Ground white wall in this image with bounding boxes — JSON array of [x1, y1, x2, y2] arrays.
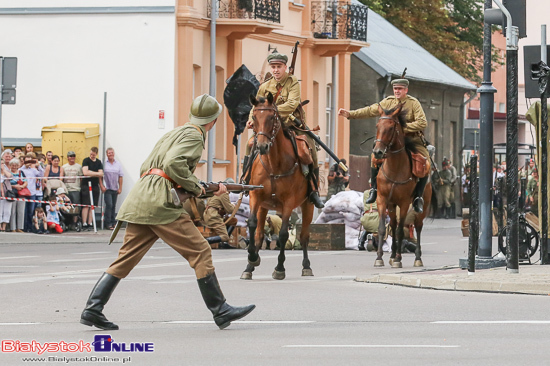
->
[[0, 1, 176, 210]]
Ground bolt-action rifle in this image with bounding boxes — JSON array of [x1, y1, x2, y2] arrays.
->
[[170, 182, 263, 206]]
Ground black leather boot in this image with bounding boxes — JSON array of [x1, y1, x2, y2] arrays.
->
[[309, 168, 325, 209], [444, 207, 450, 219], [412, 176, 429, 213], [366, 166, 379, 204], [358, 230, 368, 250], [206, 236, 222, 244], [197, 272, 255, 329], [80, 272, 120, 330]]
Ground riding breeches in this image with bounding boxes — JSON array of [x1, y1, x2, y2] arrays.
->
[[106, 214, 215, 279]]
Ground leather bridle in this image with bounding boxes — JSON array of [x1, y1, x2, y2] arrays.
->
[[373, 116, 405, 158]]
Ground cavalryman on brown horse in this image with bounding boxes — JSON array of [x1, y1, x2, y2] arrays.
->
[[338, 78, 430, 214], [243, 52, 324, 209]]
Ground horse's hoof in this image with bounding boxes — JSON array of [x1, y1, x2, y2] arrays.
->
[[414, 260, 424, 267], [391, 261, 403, 268], [374, 259, 384, 267], [389, 258, 394, 265], [248, 256, 261, 267], [272, 270, 286, 280], [240, 272, 252, 280], [302, 268, 314, 277]]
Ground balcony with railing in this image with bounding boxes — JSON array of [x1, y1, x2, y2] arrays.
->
[[208, 0, 280, 23], [310, 1, 369, 56], [206, 0, 283, 38]]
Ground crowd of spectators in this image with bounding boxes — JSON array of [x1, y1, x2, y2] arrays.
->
[[0, 143, 124, 234]]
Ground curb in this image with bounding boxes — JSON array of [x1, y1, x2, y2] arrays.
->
[[355, 271, 550, 296]]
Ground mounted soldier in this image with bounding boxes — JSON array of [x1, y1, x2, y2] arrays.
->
[[338, 77, 430, 214], [243, 51, 324, 209]]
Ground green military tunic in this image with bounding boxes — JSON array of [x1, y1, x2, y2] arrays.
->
[[348, 95, 429, 159], [247, 73, 317, 165], [437, 168, 453, 208], [204, 193, 235, 242], [117, 123, 205, 225]]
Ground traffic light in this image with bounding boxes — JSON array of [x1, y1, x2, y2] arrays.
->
[[484, 0, 526, 39], [524, 46, 550, 98]]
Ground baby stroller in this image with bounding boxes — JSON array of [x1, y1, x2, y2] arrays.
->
[[52, 187, 83, 232]]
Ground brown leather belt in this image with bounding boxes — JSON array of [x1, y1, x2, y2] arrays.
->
[[141, 168, 177, 186]]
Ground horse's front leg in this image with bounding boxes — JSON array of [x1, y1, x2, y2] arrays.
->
[[388, 210, 398, 265], [391, 209, 406, 268], [241, 207, 264, 280], [374, 203, 387, 267], [300, 202, 315, 276], [273, 211, 292, 280], [414, 223, 424, 267]]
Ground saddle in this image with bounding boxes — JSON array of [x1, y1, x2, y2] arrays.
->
[[411, 152, 430, 178]]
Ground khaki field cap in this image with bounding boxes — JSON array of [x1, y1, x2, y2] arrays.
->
[[189, 94, 223, 125], [267, 52, 288, 65], [391, 78, 409, 87]]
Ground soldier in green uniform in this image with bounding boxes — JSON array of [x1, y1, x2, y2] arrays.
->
[[80, 94, 255, 331], [338, 78, 430, 213], [244, 52, 324, 209], [438, 160, 453, 219], [204, 178, 236, 249], [527, 168, 539, 216], [326, 158, 349, 201]]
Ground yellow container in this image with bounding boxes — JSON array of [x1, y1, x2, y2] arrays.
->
[[41, 123, 100, 165]]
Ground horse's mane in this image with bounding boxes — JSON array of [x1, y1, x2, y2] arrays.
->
[[381, 105, 408, 128], [256, 96, 293, 139]]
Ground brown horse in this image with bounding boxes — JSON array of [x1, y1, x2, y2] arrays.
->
[[240, 92, 315, 280], [372, 104, 435, 268]]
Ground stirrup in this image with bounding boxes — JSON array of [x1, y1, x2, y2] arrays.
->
[[413, 197, 424, 213], [365, 189, 377, 204]]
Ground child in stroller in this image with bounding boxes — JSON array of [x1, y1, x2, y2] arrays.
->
[[54, 187, 83, 232]]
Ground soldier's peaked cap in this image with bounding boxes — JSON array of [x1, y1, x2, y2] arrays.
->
[[189, 94, 223, 125], [267, 52, 288, 64], [391, 78, 409, 87]]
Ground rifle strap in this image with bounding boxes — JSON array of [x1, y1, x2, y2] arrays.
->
[[224, 192, 243, 225], [189, 197, 201, 222], [273, 85, 284, 104]]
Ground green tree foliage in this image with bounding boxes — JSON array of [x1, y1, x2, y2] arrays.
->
[[359, 0, 502, 84]]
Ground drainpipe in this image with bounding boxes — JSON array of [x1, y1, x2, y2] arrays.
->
[[207, 0, 217, 181]]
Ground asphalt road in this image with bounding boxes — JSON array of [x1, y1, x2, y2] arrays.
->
[[1, 219, 549, 366]]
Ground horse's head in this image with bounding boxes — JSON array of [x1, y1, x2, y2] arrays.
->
[[373, 103, 406, 160], [250, 92, 281, 155]]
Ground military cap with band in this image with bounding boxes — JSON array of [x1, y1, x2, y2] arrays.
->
[[189, 94, 223, 126], [391, 78, 409, 87], [267, 52, 288, 65]]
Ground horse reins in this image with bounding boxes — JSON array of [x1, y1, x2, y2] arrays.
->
[[373, 116, 405, 157], [376, 115, 413, 202], [252, 104, 299, 204]]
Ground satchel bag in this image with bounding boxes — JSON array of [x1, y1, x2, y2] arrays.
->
[[16, 179, 32, 197]]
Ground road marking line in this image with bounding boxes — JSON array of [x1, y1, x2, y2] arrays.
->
[[433, 320, 550, 324], [73, 251, 110, 255], [283, 345, 459, 348], [0, 323, 42, 325], [164, 320, 315, 324], [0, 256, 40, 260]]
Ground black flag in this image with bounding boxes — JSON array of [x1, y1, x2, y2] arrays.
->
[[224, 64, 260, 150]]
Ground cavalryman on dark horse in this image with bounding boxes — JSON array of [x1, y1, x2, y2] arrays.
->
[[338, 78, 430, 213], [243, 52, 325, 209]]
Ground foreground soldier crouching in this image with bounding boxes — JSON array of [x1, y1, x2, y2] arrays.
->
[[80, 94, 255, 330]]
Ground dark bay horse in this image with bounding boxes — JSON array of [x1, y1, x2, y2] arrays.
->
[[372, 104, 435, 268], [240, 92, 314, 280]]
